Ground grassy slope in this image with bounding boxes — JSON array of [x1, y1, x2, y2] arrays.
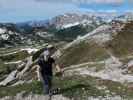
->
[[0, 51, 30, 62], [0, 49, 31, 81], [106, 21, 133, 57], [0, 62, 17, 81], [55, 25, 90, 41], [58, 41, 109, 67], [0, 76, 133, 99]]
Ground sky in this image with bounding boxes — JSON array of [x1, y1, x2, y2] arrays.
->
[[0, 0, 133, 22]]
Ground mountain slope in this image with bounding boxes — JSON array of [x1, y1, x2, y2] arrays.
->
[[1, 14, 133, 100], [58, 41, 109, 67], [106, 21, 133, 57]]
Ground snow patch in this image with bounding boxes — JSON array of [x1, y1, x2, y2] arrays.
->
[[1, 34, 9, 40], [0, 28, 6, 34], [61, 22, 79, 29], [21, 48, 38, 54], [8, 31, 15, 35]]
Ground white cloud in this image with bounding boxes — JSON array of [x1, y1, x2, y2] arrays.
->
[[36, 0, 124, 5], [94, 0, 123, 4], [98, 9, 117, 13], [128, 0, 133, 4], [125, 10, 133, 13]]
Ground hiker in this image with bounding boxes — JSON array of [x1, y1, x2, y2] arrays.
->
[[38, 45, 62, 96]]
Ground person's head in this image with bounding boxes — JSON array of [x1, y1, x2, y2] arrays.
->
[[47, 44, 55, 54], [47, 44, 54, 49], [43, 50, 50, 61]]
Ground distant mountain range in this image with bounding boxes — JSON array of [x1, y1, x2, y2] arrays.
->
[[17, 12, 117, 29], [0, 12, 133, 47]]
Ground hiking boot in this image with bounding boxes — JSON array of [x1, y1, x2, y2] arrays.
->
[[52, 88, 61, 95]]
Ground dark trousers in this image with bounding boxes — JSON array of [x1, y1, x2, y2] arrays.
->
[[42, 75, 52, 94]]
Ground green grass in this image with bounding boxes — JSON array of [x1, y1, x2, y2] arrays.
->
[[0, 48, 19, 55], [106, 21, 133, 57], [0, 75, 133, 99], [0, 60, 17, 81], [55, 25, 89, 41], [53, 76, 133, 99], [0, 50, 30, 62], [0, 76, 106, 99], [58, 41, 109, 67], [53, 76, 106, 99], [97, 79, 133, 99], [0, 49, 31, 81], [120, 56, 133, 65], [93, 64, 105, 72], [0, 81, 43, 98]]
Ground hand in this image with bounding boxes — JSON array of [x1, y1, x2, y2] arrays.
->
[[55, 70, 63, 77]]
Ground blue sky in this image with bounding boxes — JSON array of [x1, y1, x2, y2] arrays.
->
[[0, 0, 133, 22]]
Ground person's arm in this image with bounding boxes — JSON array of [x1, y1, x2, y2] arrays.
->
[[53, 62, 62, 72], [56, 64, 62, 72], [53, 62, 64, 77]]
